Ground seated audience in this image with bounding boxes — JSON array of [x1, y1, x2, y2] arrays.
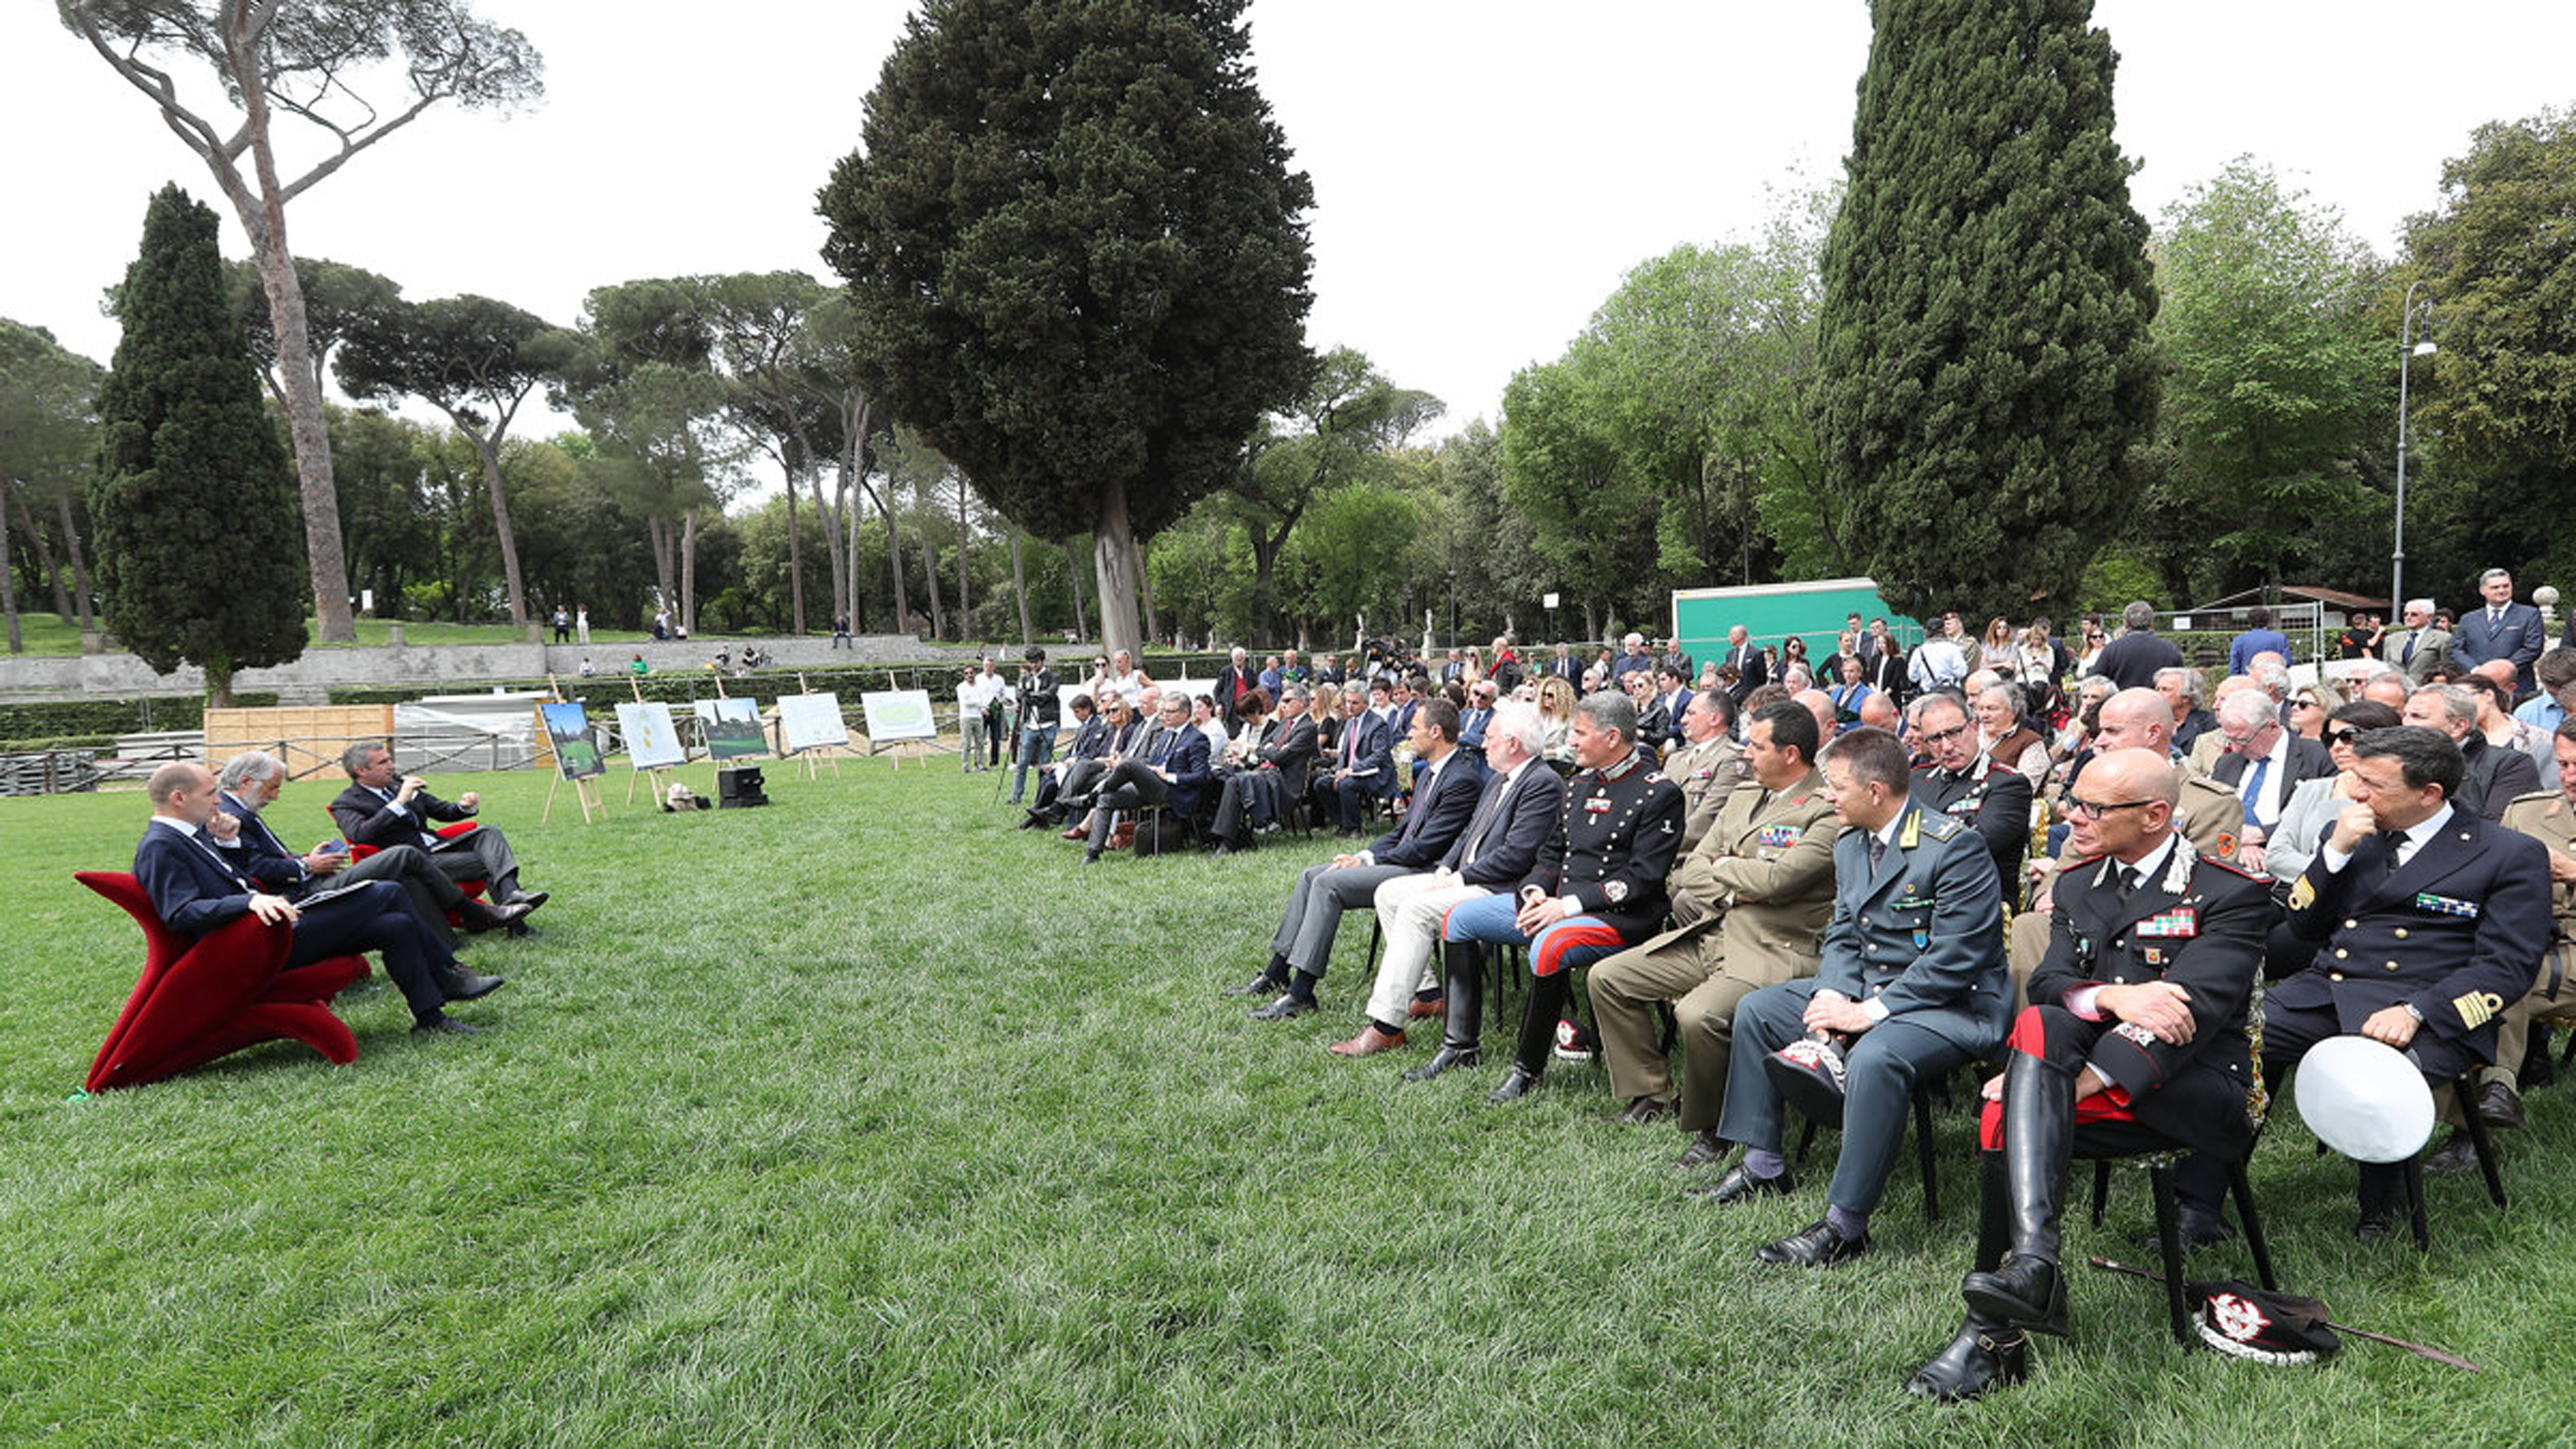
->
[[328, 741, 549, 930]]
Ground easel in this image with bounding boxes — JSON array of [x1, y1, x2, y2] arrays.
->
[[786, 673, 847, 782], [539, 675, 606, 824], [624, 673, 679, 808]]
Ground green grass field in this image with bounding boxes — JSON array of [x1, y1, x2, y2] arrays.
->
[[2, 762, 2565, 1446]]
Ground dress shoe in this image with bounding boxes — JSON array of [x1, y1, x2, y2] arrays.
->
[[1676, 1129, 1729, 1170], [1406, 995, 1447, 1020], [2354, 1204, 2403, 1244], [1327, 1025, 1406, 1057], [1486, 1067, 1542, 1104], [411, 1013, 484, 1036], [1402, 1045, 1480, 1082], [1903, 1314, 2029, 1402], [2478, 1080, 2528, 1130], [2169, 1204, 2236, 1249], [1061, 825, 1088, 841], [506, 921, 542, 939], [1080, 850, 1103, 865], [1018, 812, 1047, 831], [1755, 1219, 1868, 1268], [1250, 994, 1315, 1021], [471, 899, 534, 933], [1687, 1161, 1795, 1204], [436, 970, 507, 1002], [1611, 1096, 1678, 1126], [1225, 972, 1286, 998], [509, 890, 549, 911], [1212, 845, 1235, 859], [2425, 1129, 2483, 1175], [1960, 1253, 2071, 1337]]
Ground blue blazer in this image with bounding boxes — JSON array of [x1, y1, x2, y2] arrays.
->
[[1814, 800, 2011, 1058], [1365, 749, 1484, 869], [216, 792, 315, 895], [1325, 710, 1393, 794], [1440, 761, 1569, 888], [133, 822, 262, 938], [1137, 722, 1213, 819], [2452, 602, 2547, 695]]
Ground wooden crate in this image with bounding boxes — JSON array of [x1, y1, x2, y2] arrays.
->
[[204, 705, 398, 782]]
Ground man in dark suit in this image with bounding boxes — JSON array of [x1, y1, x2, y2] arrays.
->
[[1080, 693, 1212, 863], [2207, 688, 2335, 851], [2178, 725, 2551, 1240], [1207, 687, 1317, 850], [1610, 633, 1656, 690], [1694, 725, 2010, 1268], [135, 762, 502, 1036], [328, 740, 548, 923], [1236, 700, 1484, 1019], [1352, 704, 1569, 1064], [2405, 684, 2541, 819], [2450, 568, 2548, 698], [1434, 691, 1687, 1102], [1722, 625, 1769, 706], [1909, 691, 2034, 890], [2086, 601, 2183, 691], [1313, 687, 1393, 835], [216, 751, 528, 949], [1022, 694, 1108, 827], [1657, 667, 1695, 753], [1906, 748, 2273, 1402]]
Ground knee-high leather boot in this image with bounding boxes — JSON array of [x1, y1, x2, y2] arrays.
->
[[1905, 1151, 2029, 1401], [1960, 1051, 2075, 1337], [1404, 942, 1485, 1081], [1488, 968, 1568, 1103]]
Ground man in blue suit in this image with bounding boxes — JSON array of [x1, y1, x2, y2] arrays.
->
[[1312, 687, 1394, 836], [1080, 693, 1212, 863], [133, 762, 503, 1036], [1239, 700, 1484, 1020], [1694, 725, 2011, 1267], [2450, 568, 2549, 698]]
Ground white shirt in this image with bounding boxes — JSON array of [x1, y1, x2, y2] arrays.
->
[[2319, 803, 2454, 875], [2238, 729, 2293, 828]]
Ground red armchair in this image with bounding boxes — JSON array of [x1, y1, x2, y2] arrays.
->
[[77, 871, 371, 1092]]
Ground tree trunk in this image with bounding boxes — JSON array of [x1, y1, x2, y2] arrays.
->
[[818, 468, 846, 626], [955, 476, 971, 637], [464, 428, 530, 628], [0, 482, 19, 653], [647, 514, 676, 617], [1066, 538, 1090, 642], [784, 461, 807, 635], [1136, 536, 1160, 646], [1092, 480, 1142, 660], [55, 488, 94, 633], [681, 508, 700, 635], [1009, 524, 1034, 646], [204, 650, 234, 708], [919, 487, 947, 640], [11, 486, 71, 622]]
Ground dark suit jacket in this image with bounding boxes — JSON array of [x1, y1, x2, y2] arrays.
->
[[328, 781, 472, 850], [2452, 602, 2547, 695], [1813, 800, 2011, 1057], [133, 821, 262, 938], [2274, 809, 2551, 1059], [1724, 643, 1769, 703], [2209, 734, 2338, 815], [2028, 847, 2273, 1156], [1255, 715, 1320, 796], [1323, 709, 1393, 793], [1213, 664, 1259, 707], [1441, 760, 1570, 888], [1063, 713, 1113, 762], [2458, 733, 2543, 821], [1364, 749, 1484, 869], [217, 792, 318, 896], [1913, 758, 2033, 890], [1134, 723, 1213, 818]]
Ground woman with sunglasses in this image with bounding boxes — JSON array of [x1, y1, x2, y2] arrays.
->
[[2284, 679, 2343, 741]]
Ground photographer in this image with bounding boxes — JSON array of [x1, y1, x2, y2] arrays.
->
[[1009, 646, 1061, 807]]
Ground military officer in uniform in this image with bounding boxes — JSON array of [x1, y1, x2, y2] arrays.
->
[[2011, 687, 2248, 1001], [1910, 691, 2033, 887], [1436, 691, 1685, 1103], [1905, 749, 2273, 1402], [1588, 700, 1838, 1162], [2470, 717, 2576, 1151], [1694, 726, 2011, 1268], [2175, 725, 2552, 1240], [1663, 690, 1744, 851]]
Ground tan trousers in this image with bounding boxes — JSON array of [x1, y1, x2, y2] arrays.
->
[[1587, 936, 1773, 1132]]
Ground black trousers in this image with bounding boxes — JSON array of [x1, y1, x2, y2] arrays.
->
[[286, 879, 452, 1018]]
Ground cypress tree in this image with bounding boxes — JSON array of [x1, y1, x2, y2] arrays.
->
[[92, 185, 308, 704], [1810, 0, 2158, 620]]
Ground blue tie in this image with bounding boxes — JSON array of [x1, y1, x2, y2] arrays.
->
[[2240, 754, 2271, 826]]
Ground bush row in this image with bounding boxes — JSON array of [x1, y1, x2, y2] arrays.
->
[[0, 692, 280, 747]]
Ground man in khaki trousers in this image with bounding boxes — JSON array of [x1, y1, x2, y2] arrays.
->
[[1589, 699, 1839, 1166]]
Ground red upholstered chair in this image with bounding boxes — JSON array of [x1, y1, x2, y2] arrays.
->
[[77, 872, 371, 1092], [335, 815, 488, 921]]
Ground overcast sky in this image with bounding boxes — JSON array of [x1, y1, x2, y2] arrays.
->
[[6, 2, 2571, 477]]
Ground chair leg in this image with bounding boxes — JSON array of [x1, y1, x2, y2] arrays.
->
[[2404, 1159, 2430, 1252], [1913, 1084, 1940, 1221], [2227, 1160, 2279, 1291], [2455, 1083, 2508, 1210], [2090, 1159, 2112, 1228], [1794, 1117, 1818, 1169], [1364, 919, 1383, 978], [2147, 1166, 2191, 1346]]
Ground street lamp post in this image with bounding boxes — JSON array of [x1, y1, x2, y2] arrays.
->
[[2392, 279, 2437, 611]]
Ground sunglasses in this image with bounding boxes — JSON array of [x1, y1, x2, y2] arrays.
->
[[2324, 726, 2363, 747]]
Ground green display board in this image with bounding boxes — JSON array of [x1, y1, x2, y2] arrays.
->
[[1669, 579, 1925, 675]]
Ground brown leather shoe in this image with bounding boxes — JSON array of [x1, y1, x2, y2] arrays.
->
[[1676, 1129, 1729, 1170], [1611, 1095, 1678, 1125], [1328, 1025, 1407, 1057], [1060, 825, 1088, 840], [1406, 996, 1447, 1020]]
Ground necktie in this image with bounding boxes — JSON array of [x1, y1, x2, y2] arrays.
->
[[2240, 754, 2271, 827], [2380, 828, 2409, 872], [1397, 764, 1435, 840], [2402, 632, 2417, 663], [2116, 866, 2141, 902], [1867, 834, 1888, 873]]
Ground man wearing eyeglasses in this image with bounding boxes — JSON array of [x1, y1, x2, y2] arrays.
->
[[2380, 599, 2450, 686], [1909, 692, 2033, 890], [2206, 689, 2335, 877], [1906, 748, 2273, 1402]]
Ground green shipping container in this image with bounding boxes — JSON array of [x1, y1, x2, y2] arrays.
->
[[1669, 579, 1926, 676]]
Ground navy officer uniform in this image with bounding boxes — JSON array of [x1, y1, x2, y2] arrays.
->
[[1440, 745, 1686, 1098], [1704, 795, 2010, 1253]]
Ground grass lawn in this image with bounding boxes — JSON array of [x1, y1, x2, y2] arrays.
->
[[2, 762, 2566, 1446]]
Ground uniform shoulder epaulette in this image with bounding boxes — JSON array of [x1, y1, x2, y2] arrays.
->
[[2062, 852, 2107, 870], [1919, 813, 1965, 841], [2194, 853, 2266, 882], [2506, 788, 2558, 806]]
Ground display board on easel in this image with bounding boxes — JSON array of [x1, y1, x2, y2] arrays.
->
[[693, 697, 768, 761], [617, 693, 688, 806], [538, 689, 608, 824], [860, 689, 939, 770], [777, 681, 849, 781]]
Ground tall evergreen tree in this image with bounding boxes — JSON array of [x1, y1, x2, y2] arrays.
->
[[1810, 0, 2158, 620], [818, 0, 1316, 658], [91, 185, 306, 704]]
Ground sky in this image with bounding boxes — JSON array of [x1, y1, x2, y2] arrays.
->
[[6, 2, 2572, 484]]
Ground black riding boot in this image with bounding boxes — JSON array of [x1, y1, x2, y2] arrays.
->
[[1488, 969, 1567, 1102], [1404, 943, 1485, 1081], [1960, 1051, 2075, 1337], [1905, 1152, 2029, 1401]]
